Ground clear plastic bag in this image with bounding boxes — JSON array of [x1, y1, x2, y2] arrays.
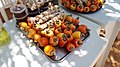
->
[[0, 20, 11, 46]]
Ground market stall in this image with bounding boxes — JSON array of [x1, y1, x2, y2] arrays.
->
[[0, 0, 119, 67]]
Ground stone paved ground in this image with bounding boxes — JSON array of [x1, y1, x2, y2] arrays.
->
[[104, 38, 120, 67]]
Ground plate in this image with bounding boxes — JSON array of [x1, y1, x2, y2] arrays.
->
[[16, 25, 90, 62], [60, 0, 106, 14]]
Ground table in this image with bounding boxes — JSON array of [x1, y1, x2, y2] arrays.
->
[[0, 12, 107, 67], [79, 0, 120, 66], [60, 0, 120, 66]]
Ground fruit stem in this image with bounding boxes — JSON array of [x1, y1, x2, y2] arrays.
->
[[53, 38, 58, 42], [87, 28, 91, 31], [62, 34, 67, 41], [51, 50, 56, 56], [67, 27, 70, 31], [65, 21, 70, 24], [56, 21, 59, 24], [70, 46, 74, 51], [79, 5, 83, 8], [78, 41, 83, 45], [67, 34, 71, 38], [46, 30, 50, 34], [77, 17, 79, 19], [58, 27, 61, 31]]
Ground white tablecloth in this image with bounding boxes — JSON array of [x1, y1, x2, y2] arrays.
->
[[0, 12, 107, 67]]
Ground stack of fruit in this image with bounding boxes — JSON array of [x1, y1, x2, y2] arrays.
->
[[61, 0, 105, 13], [18, 5, 89, 57]]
